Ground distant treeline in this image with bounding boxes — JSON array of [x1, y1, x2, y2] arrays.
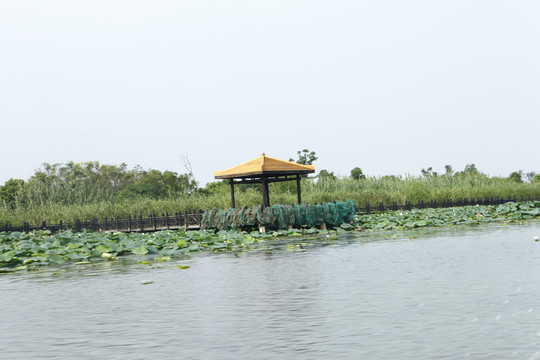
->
[[2, 161, 540, 208], [0, 161, 198, 207], [2, 159, 540, 227]]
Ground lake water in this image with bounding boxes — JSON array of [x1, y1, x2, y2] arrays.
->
[[2, 223, 540, 359]]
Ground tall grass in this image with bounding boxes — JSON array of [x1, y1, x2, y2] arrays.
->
[[15, 180, 116, 207], [2, 175, 540, 226], [303, 175, 540, 205]]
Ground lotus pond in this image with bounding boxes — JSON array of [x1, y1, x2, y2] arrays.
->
[[2, 217, 540, 359], [1, 201, 540, 272]]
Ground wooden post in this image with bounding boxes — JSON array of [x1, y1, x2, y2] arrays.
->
[[261, 176, 270, 208], [296, 175, 302, 204], [230, 179, 236, 208]]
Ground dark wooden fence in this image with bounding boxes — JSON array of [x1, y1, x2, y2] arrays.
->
[[1, 211, 205, 234], [2, 195, 539, 234], [356, 195, 540, 214]]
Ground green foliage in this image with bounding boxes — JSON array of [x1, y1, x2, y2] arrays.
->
[[318, 170, 337, 181], [139, 169, 196, 195], [0, 228, 278, 270], [267, 179, 297, 196], [421, 167, 437, 177], [0, 179, 25, 205], [354, 201, 540, 231], [199, 181, 229, 195], [525, 172, 536, 182], [5, 161, 197, 208], [462, 163, 480, 176], [200, 180, 261, 196], [2, 161, 540, 227], [3, 171, 540, 227], [350, 167, 366, 180], [380, 175, 402, 182], [423, 164, 487, 178], [114, 183, 161, 200], [289, 149, 318, 165], [508, 171, 523, 183]]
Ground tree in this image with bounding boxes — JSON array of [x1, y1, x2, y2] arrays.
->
[[350, 167, 366, 180], [139, 169, 195, 196], [444, 165, 453, 176], [508, 171, 523, 183], [199, 181, 229, 195], [0, 179, 25, 205], [381, 175, 402, 182], [289, 149, 317, 165], [463, 164, 479, 176], [421, 167, 437, 177], [532, 174, 540, 184], [525, 172, 536, 182], [114, 183, 161, 200], [182, 155, 199, 191], [318, 169, 336, 181], [23, 161, 198, 204], [31, 161, 140, 191]]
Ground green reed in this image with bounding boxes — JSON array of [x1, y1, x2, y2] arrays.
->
[[2, 174, 540, 226]]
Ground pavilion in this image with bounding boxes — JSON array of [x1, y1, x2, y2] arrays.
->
[[214, 153, 315, 208]]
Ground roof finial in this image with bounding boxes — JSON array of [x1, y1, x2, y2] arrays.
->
[[262, 152, 265, 157]]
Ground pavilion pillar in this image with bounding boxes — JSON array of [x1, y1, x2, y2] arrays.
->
[[230, 179, 236, 208], [261, 176, 270, 208], [296, 175, 302, 204]]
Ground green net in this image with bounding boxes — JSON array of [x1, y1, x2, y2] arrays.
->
[[201, 200, 356, 230]]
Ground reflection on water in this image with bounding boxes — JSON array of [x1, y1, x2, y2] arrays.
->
[[2, 223, 540, 359]]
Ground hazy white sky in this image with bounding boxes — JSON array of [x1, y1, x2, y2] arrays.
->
[[1, 0, 539, 185]]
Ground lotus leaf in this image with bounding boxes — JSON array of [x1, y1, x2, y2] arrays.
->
[[131, 245, 149, 255]]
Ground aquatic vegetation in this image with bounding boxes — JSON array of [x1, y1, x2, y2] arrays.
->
[[2, 201, 540, 272], [0, 228, 306, 271], [353, 201, 540, 231]]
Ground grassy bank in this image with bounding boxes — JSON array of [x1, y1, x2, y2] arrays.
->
[[2, 175, 540, 226]]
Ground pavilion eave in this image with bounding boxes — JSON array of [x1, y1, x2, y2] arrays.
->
[[214, 169, 315, 180]]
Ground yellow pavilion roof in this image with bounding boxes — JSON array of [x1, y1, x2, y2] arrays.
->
[[214, 153, 315, 179]]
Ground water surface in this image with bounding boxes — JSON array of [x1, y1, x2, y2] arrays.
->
[[2, 223, 540, 359]]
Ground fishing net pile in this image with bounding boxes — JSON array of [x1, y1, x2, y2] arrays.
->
[[201, 200, 355, 230]]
